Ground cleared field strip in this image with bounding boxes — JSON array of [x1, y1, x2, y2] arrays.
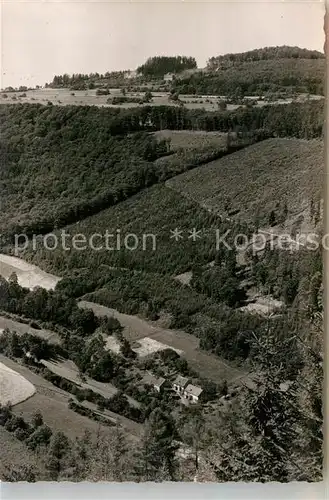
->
[[41, 359, 115, 398], [0, 316, 61, 344], [239, 293, 284, 316], [40, 358, 139, 408], [0, 355, 139, 439], [79, 300, 243, 383], [0, 254, 61, 291], [79, 301, 168, 341]]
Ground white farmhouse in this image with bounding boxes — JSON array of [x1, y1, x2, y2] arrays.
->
[[183, 384, 203, 403]]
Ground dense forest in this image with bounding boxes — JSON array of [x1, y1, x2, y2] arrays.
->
[[0, 99, 323, 240], [137, 56, 197, 78]]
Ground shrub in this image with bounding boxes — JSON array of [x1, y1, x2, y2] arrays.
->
[[31, 411, 43, 429], [96, 89, 110, 96], [26, 424, 53, 450], [5, 415, 28, 433], [14, 427, 32, 441], [0, 403, 12, 426]]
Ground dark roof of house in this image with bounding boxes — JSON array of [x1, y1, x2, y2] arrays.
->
[[173, 375, 189, 388], [184, 384, 203, 397], [142, 373, 166, 388]]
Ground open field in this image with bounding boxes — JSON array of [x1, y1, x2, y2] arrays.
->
[[79, 301, 243, 383], [0, 254, 61, 290], [104, 336, 122, 354], [0, 316, 61, 344], [0, 87, 323, 111], [80, 301, 164, 341], [0, 362, 36, 406], [0, 88, 225, 111], [41, 358, 117, 400], [0, 355, 138, 439], [165, 138, 323, 225], [40, 358, 140, 408], [150, 328, 244, 382]]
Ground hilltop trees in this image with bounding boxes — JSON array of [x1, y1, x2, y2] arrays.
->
[[173, 55, 324, 96], [207, 46, 324, 70], [137, 56, 197, 78]]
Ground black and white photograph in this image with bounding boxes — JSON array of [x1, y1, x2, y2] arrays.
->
[[0, 0, 325, 489]]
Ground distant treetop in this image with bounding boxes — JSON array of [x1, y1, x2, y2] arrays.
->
[[207, 46, 325, 70], [137, 56, 197, 78]]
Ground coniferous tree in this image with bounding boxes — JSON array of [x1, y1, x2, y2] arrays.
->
[[135, 408, 178, 481]]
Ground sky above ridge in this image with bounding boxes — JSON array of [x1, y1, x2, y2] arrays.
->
[[1, 0, 325, 88]]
